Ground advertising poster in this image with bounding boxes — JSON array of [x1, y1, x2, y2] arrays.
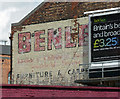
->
[[90, 12, 120, 62]]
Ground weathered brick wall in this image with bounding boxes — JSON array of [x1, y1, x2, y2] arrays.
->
[[0, 55, 11, 84], [13, 2, 120, 25], [12, 17, 89, 86], [11, 2, 120, 86], [11, 2, 120, 35], [1, 84, 120, 98]]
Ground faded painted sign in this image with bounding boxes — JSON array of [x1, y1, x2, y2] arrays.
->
[[12, 17, 89, 86]]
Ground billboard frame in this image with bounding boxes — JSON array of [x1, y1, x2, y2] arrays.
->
[[89, 10, 120, 65]]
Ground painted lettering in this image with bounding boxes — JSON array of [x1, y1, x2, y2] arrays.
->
[[79, 25, 88, 46], [18, 25, 88, 54], [48, 28, 62, 50], [68, 68, 80, 75], [65, 26, 76, 48], [18, 32, 31, 54], [34, 30, 45, 51]]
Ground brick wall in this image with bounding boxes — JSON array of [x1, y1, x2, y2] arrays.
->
[[1, 84, 120, 98], [12, 17, 89, 86], [11, 2, 120, 86], [0, 55, 11, 84], [11, 2, 120, 35]]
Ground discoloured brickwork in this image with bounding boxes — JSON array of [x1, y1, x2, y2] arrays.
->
[[12, 2, 120, 26], [12, 17, 89, 85], [11, 2, 120, 36]]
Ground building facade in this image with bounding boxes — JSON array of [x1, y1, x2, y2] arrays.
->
[[0, 45, 11, 84], [11, 2, 120, 86]]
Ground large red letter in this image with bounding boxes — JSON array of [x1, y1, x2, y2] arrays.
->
[[18, 32, 31, 54], [34, 30, 45, 51], [48, 28, 62, 50], [78, 25, 88, 46], [65, 26, 76, 48]]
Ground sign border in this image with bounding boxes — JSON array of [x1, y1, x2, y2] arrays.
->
[[89, 10, 120, 64]]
